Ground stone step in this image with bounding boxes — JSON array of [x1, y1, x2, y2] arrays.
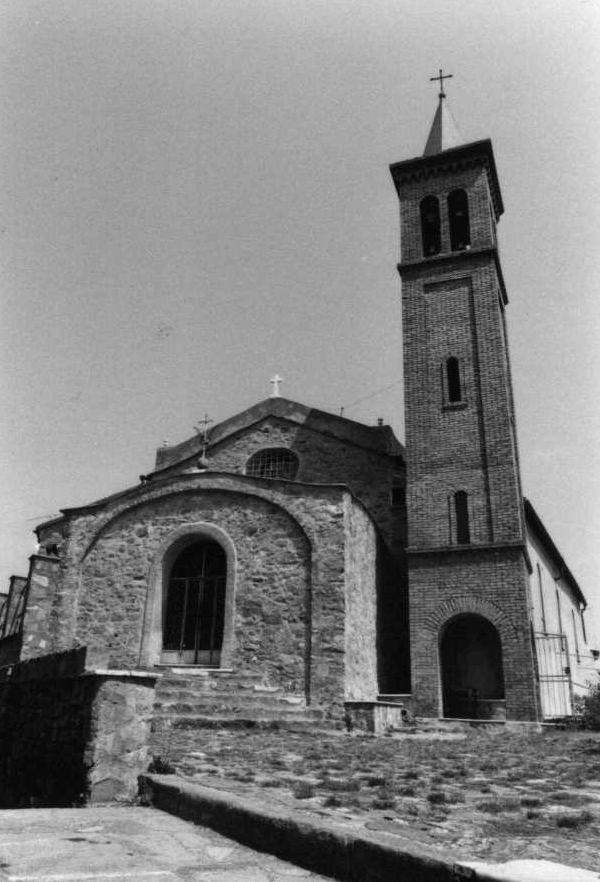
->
[[155, 683, 290, 699], [377, 693, 412, 704], [154, 698, 308, 715], [151, 710, 324, 732]]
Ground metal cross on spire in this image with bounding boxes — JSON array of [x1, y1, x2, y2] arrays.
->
[[430, 68, 453, 98], [194, 413, 213, 441]]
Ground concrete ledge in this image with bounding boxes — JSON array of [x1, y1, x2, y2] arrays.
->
[[138, 774, 538, 882]]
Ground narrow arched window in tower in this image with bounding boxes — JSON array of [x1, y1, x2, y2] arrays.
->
[[420, 195, 441, 256], [446, 357, 462, 403], [448, 189, 470, 251], [455, 491, 470, 544]]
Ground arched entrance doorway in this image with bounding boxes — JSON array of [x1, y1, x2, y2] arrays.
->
[[440, 614, 505, 719], [161, 540, 226, 666]]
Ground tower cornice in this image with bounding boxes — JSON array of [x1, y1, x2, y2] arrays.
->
[[397, 246, 508, 305], [390, 139, 504, 220]]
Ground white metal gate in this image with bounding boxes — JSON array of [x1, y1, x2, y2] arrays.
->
[[534, 632, 572, 718]]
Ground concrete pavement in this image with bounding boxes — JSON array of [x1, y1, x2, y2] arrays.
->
[[0, 806, 331, 882]]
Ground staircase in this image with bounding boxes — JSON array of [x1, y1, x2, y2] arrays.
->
[[149, 667, 327, 759]]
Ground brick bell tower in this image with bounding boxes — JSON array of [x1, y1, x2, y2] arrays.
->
[[390, 74, 540, 721]]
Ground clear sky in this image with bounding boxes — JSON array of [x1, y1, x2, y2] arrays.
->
[[1, 1, 599, 638]]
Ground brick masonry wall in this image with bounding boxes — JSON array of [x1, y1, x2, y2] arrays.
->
[[0, 648, 156, 806], [395, 152, 538, 719], [401, 256, 523, 549], [408, 547, 540, 720], [398, 165, 497, 264]]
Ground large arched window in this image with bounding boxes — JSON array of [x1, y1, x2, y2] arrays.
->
[[448, 189, 470, 251], [454, 491, 470, 544], [446, 357, 462, 403], [246, 448, 299, 480], [420, 195, 441, 256]]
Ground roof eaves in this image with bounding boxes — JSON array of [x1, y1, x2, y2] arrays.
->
[[524, 498, 587, 608]]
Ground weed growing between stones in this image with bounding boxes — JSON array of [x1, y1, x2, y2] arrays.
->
[[520, 796, 543, 808], [556, 810, 593, 828], [292, 781, 315, 800], [147, 756, 176, 775]]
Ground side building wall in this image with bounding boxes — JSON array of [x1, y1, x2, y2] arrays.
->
[[528, 532, 598, 706]]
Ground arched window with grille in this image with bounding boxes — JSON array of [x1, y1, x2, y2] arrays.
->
[[246, 448, 299, 480], [448, 189, 470, 251], [420, 195, 441, 256], [455, 491, 471, 544]]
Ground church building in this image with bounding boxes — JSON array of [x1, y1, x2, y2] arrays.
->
[[1, 85, 597, 728]]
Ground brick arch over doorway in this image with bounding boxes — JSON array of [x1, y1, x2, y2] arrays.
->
[[411, 593, 539, 719]]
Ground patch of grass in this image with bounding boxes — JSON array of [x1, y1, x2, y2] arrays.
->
[[293, 781, 316, 800], [549, 791, 590, 806], [320, 776, 361, 792], [475, 799, 506, 815], [398, 785, 416, 797], [556, 810, 593, 829], [371, 794, 396, 809], [230, 771, 255, 783], [147, 756, 176, 775], [365, 775, 387, 787], [520, 796, 543, 808]]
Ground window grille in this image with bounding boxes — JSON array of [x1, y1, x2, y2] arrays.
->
[[246, 448, 299, 480]]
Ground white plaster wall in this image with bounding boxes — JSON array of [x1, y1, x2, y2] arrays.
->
[[527, 533, 599, 696]]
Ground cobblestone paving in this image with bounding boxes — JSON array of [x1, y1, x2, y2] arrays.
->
[[0, 807, 329, 882], [166, 727, 600, 874]]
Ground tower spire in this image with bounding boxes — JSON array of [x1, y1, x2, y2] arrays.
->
[[423, 69, 463, 156]]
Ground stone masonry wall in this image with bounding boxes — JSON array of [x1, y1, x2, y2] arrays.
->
[[76, 490, 311, 693], [20, 555, 61, 661], [50, 474, 366, 713], [0, 648, 156, 807], [158, 416, 406, 559], [343, 496, 378, 700]]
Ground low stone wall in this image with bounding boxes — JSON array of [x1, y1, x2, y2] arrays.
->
[[0, 632, 22, 666], [344, 700, 410, 735], [0, 647, 157, 807]]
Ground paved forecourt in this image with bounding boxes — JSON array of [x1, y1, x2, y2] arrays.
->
[[0, 806, 329, 882]]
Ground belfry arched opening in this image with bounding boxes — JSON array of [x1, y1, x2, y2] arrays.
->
[[440, 614, 505, 720], [162, 540, 226, 666]]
